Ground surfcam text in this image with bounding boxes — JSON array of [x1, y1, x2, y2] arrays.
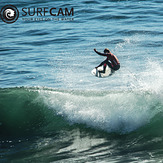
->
[[22, 7, 74, 17]]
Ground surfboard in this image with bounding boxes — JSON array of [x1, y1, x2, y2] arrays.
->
[[91, 64, 113, 78]]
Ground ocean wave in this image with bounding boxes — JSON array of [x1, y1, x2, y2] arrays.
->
[[0, 87, 162, 137]]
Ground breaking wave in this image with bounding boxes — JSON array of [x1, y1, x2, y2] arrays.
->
[[0, 87, 162, 137]]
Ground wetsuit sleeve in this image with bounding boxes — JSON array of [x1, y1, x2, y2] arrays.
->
[[95, 50, 108, 57]]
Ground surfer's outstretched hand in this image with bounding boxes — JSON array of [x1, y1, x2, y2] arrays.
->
[[94, 48, 97, 52]]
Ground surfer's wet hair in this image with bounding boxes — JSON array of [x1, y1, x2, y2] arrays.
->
[[104, 48, 110, 53]]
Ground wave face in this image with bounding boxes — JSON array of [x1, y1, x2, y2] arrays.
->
[[0, 87, 162, 137], [0, 87, 69, 137]]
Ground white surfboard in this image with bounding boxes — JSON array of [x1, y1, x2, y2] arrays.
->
[[91, 64, 112, 78]]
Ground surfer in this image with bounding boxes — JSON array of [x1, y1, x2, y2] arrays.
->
[[94, 48, 120, 73]]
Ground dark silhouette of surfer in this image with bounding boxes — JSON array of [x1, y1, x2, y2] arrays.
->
[[94, 48, 120, 73]]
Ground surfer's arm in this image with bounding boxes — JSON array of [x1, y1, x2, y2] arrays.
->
[[94, 49, 107, 57]]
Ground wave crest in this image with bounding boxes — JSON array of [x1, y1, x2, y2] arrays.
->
[[0, 87, 162, 137]]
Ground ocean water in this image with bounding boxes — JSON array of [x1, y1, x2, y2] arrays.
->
[[0, 0, 163, 162]]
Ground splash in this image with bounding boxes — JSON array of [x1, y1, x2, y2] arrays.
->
[[41, 88, 161, 134]]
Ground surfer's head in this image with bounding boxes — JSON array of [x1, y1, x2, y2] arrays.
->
[[104, 48, 110, 54]]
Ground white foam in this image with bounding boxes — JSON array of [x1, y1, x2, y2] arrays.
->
[[40, 89, 160, 134]]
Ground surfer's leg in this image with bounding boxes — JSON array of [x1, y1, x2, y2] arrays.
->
[[110, 64, 120, 71], [96, 60, 108, 68], [106, 61, 115, 74], [107, 61, 114, 69], [98, 64, 106, 73]]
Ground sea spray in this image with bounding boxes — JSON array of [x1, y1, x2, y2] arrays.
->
[[41, 88, 161, 134]]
